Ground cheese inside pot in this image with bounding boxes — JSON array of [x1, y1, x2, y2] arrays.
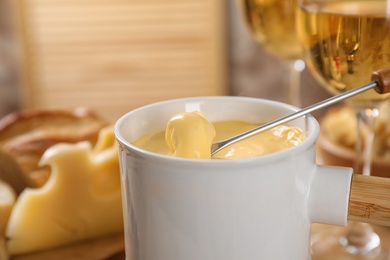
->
[[5, 126, 123, 255], [133, 111, 305, 159], [165, 111, 216, 159]]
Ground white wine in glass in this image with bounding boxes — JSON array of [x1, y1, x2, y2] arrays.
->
[[298, 0, 390, 105], [298, 0, 390, 258], [238, 0, 305, 106]]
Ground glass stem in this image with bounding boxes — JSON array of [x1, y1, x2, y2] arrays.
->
[[282, 59, 305, 107], [353, 106, 379, 176], [340, 105, 381, 256]]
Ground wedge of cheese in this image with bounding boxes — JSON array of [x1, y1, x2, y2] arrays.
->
[[5, 128, 123, 256]]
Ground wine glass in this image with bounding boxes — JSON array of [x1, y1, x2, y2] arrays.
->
[[297, 0, 390, 258], [237, 0, 305, 107]]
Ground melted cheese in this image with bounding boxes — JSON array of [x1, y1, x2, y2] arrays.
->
[[213, 121, 305, 159], [5, 127, 123, 255], [133, 111, 305, 159], [165, 111, 216, 159]]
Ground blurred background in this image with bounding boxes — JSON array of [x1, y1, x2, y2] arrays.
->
[[0, 0, 330, 123]]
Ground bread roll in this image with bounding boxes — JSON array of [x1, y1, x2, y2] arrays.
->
[[0, 107, 107, 191]]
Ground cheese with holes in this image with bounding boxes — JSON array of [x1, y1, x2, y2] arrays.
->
[[5, 128, 123, 255]]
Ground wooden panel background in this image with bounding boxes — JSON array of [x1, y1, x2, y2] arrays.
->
[[9, 0, 227, 122]]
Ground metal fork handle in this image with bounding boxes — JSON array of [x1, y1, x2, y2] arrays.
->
[[211, 81, 378, 155]]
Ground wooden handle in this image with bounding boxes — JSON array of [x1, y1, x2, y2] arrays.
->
[[371, 67, 390, 94], [349, 174, 390, 227]]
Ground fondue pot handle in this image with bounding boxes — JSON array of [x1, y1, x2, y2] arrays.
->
[[349, 174, 390, 227]]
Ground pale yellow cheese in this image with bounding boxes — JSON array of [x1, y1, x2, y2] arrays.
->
[[93, 126, 116, 154], [212, 121, 305, 159], [5, 128, 123, 255], [165, 111, 216, 159], [134, 112, 305, 159]]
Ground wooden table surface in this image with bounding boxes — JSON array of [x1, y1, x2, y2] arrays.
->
[[30, 223, 385, 260], [111, 223, 390, 260], [107, 224, 390, 260]]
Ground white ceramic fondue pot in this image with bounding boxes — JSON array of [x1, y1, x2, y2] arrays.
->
[[114, 96, 390, 260]]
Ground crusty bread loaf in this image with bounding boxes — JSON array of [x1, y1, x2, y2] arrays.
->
[[0, 107, 108, 192]]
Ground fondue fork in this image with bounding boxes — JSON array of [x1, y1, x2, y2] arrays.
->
[[211, 67, 390, 156]]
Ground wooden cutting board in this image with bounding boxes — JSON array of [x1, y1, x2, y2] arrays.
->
[[10, 233, 124, 260]]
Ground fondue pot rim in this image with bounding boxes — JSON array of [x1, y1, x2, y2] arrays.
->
[[114, 96, 320, 165]]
